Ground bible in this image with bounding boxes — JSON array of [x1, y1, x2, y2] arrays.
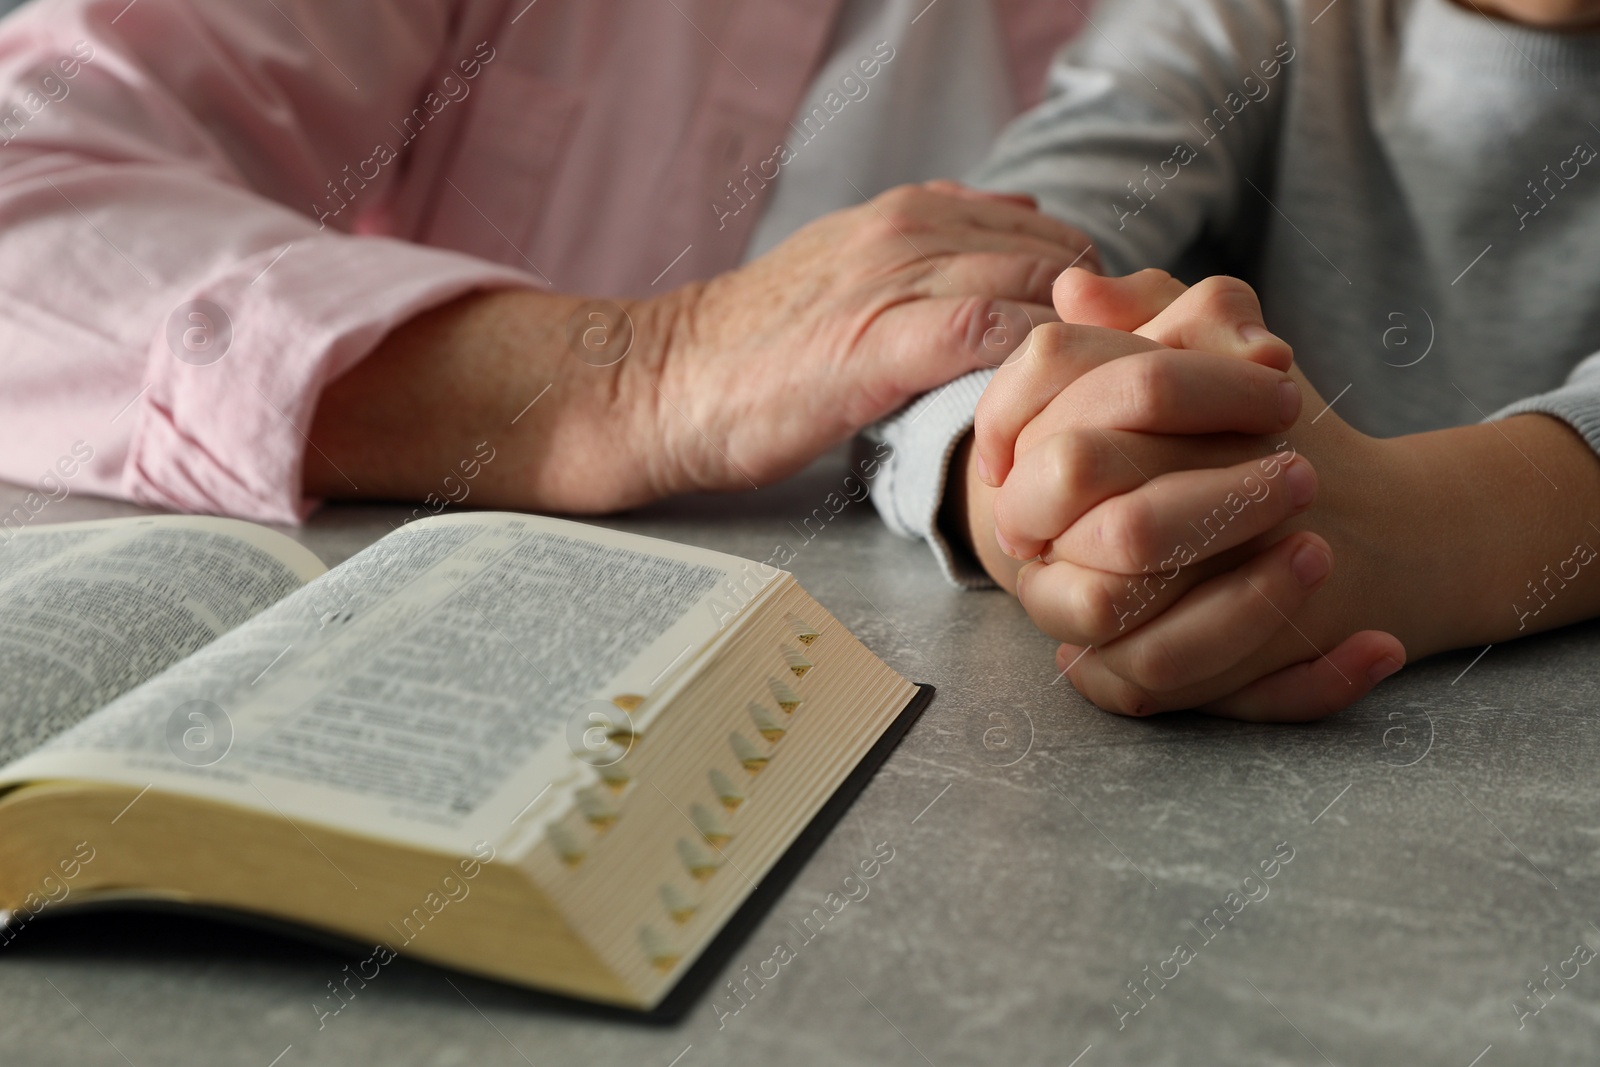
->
[[0, 512, 925, 1010]]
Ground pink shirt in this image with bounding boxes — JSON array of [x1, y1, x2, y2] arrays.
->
[[0, 0, 1080, 524]]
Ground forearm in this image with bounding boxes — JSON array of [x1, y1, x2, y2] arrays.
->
[[1380, 413, 1600, 654], [305, 287, 687, 513]]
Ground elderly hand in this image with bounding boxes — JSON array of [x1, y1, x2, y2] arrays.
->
[[640, 181, 1097, 496]]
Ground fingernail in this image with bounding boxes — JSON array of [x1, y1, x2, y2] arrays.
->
[[1242, 324, 1279, 344], [1290, 542, 1330, 588], [1367, 657, 1403, 685], [1055, 646, 1068, 670], [1278, 381, 1300, 425], [1284, 459, 1317, 509], [994, 527, 1017, 558], [976, 453, 994, 486]]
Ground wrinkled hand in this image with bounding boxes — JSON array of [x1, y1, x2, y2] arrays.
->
[[645, 181, 1098, 495], [971, 269, 1406, 721]]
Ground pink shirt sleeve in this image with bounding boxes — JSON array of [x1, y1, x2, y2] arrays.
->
[[0, 0, 537, 523]]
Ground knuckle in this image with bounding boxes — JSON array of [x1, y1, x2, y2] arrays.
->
[[990, 301, 1041, 363], [1130, 267, 1180, 288], [1030, 441, 1068, 502], [871, 184, 927, 231], [1098, 494, 1161, 572], [1129, 267, 1186, 304], [1070, 572, 1125, 644], [879, 207, 922, 235], [952, 296, 998, 354], [1125, 633, 1191, 692], [1191, 273, 1253, 299], [1189, 274, 1260, 317], [1027, 319, 1071, 357], [1032, 442, 1073, 500], [872, 183, 918, 209], [861, 213, 908, 245], [1042, 429, 1102, 502], [1123, 355, 1177, 419]]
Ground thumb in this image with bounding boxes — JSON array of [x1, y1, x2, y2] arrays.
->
[[1053, 267, 1188, 330]]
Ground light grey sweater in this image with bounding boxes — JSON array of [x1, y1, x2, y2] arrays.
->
[[869, 0, 1600, 585]]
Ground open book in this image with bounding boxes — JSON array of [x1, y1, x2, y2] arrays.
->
[[0, 513, 922, 1010]]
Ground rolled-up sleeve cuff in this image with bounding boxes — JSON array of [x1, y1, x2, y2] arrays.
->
[[864, 369, 996, 588], [1488, 351, 1600, 459], [124, 235, 539, 525]]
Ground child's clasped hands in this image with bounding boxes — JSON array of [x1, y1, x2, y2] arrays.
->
[[965, 268, 1412, 722]]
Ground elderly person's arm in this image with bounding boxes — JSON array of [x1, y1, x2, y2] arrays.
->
[[0, 0, 1093, 521], [307, 182, 1093, 511]]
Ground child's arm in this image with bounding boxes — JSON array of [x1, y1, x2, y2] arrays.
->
[[965, 273, 1600, 720], [968, 0, 1296, 275], [865, 0, 1297, 582]]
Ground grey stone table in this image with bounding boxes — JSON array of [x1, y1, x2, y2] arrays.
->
[[2, 457, 1598, 1067]]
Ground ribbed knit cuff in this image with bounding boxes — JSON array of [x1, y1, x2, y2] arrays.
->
[[1488, 351, 1600, 458], [864, 369, 997, 588]]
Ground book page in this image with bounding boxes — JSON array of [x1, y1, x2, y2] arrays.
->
[[0, 517, 326, 765], [0, 513, 780, 856]]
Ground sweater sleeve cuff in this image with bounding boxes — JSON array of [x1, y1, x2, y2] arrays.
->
[[863, 369, 996, 589], [124, 234, 539, 525], [1487, 351, 1600, 458]]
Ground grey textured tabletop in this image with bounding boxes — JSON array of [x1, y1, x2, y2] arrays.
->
[[3, 460, 1598, 1067]]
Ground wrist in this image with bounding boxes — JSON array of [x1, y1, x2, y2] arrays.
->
[[1338, 415, 1600, 658], [1262, 372, 1460, 660], [951, 431, 1027, 593], [616, 282, 708, 502], [1351, 432, 1463, 657], [1387, 414, 1600, 653]]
